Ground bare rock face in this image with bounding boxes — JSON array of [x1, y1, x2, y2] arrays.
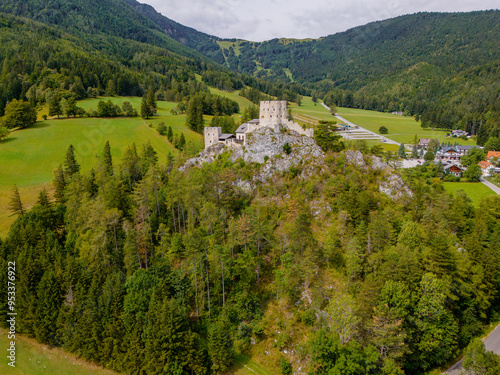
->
[[379, 173, 413, 199], [180, 143, 226, 170], [182, 127, 412, 200], [343, 150, 413, 199], [182, 126, 325, 180]]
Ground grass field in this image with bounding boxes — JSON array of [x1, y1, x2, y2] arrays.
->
[[290, 96, 337, 125], [0, 329, 117, 375], [0, 96, 203, 237], [443, 181, 497, 205], [336, 107, 473, 146]]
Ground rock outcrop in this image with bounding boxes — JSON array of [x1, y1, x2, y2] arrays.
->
[[183, 128, 412, 200], [183, 125, 324, 181]]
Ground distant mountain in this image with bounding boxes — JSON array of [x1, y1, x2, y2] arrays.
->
[[123, 0, 225, 63]]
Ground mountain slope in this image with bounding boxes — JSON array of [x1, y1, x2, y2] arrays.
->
[[207, 11, 500, 88], [0, 0, 207, 60], [123, 0, 224, 63]]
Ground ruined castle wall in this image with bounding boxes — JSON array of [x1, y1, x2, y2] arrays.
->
[[204, 127, 221, 149], [285, 120, 314, 137]]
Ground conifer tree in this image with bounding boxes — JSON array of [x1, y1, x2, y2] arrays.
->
[[36, 187, 51, 207], [53, 164, 66, 203], [179, 133, 186, 151], [146, 87, 157, 115], [186, 94, 204, 133], [209, 316, 234, 373], [398, 143, 406, 159], [141, 94, 151, 119], [64, 144, 80, 176], [8, 185, 24, 216], [102, 140, 113, 175], [167, 126, 173, 142], [34, 270, 61, 345]]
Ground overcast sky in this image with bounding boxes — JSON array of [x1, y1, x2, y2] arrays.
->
[[139, 0, 498, 41]]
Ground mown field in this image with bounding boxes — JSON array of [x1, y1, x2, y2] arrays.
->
[[0, 97, 203, 237], [443, 181, 497, 206], [335, 107, 473, 146], [0, 329, 118, 375]]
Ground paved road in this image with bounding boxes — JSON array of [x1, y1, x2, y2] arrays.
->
[[480, 178, 500, 195], [320, 102, 401, 146], [444, 323, 500, 374]]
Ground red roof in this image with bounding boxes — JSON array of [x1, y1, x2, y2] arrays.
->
[[478, 160, 493, 169], [487, 151, 500, 160]]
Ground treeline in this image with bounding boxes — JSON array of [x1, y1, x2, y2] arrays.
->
[[1, 141, 500, 374], [185, 92, 240, 133]]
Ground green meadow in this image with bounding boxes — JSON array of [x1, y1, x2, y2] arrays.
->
[[0, 97, 203, 237], [336, 107, 473, 146], [0, 329, 117, 375], [443, 182, 497, 206]]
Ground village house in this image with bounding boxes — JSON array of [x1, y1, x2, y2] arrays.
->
[[417, 138, 431, 150], [435, 145, 478, 162], [487, 150, 500, 161], [450, 129, 469, 137], [478, 160, 495, 177], [204, 100, 314, 149], [443, 163, 466, 177]]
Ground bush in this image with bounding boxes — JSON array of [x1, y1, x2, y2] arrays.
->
[[157, 122, 167, 135], [379, 126, 388, 134], [283, 143, 292, 155], [280, 357, 292, 375], [444, 174, 460, 182], [300, 309, 317, 326]]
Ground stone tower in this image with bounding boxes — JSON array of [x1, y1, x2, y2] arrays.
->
[[259, 100, 288, 127], [204, 127, 221, 149]]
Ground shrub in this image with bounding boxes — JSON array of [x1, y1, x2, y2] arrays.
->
[[379, 126, 388, 134], [157, 122, 167, 135], [280, 357, 292, 375], [283, 143, 292, 155]]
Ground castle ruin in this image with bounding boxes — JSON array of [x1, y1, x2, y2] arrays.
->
[[204, 100, 314, 149]]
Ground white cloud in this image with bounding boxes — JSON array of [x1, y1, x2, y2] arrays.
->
[[140, 0, 499, 41]]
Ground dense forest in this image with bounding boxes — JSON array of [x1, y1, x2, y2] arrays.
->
[[1, 140, 500, 374]]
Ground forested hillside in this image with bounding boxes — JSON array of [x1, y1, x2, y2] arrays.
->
[[0, 0, 308, 118], [129, 7, 500, 142], [1, 140, 500, 374]]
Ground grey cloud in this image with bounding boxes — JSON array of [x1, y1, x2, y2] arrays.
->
[[141, 0, 500, 41]]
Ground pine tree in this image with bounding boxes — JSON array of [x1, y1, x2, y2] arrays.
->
[[102, 140, 113, 176], [186, 94, 204, 133], [64, 144, 80, 176], [179, 133, 186, 151], [146, 87, 157, 115], [8, 185, 24, 216], [53, 164, 66, 203], [141, 94, 151, 119], [398, 143, 406, 159], [37, 188, 51, 207], [209, 316, 234, 373], [167, 126, 173, 142]]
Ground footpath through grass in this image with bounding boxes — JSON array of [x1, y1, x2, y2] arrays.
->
[[0, 329, 118, 375], [443, 181, 497, 206]]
